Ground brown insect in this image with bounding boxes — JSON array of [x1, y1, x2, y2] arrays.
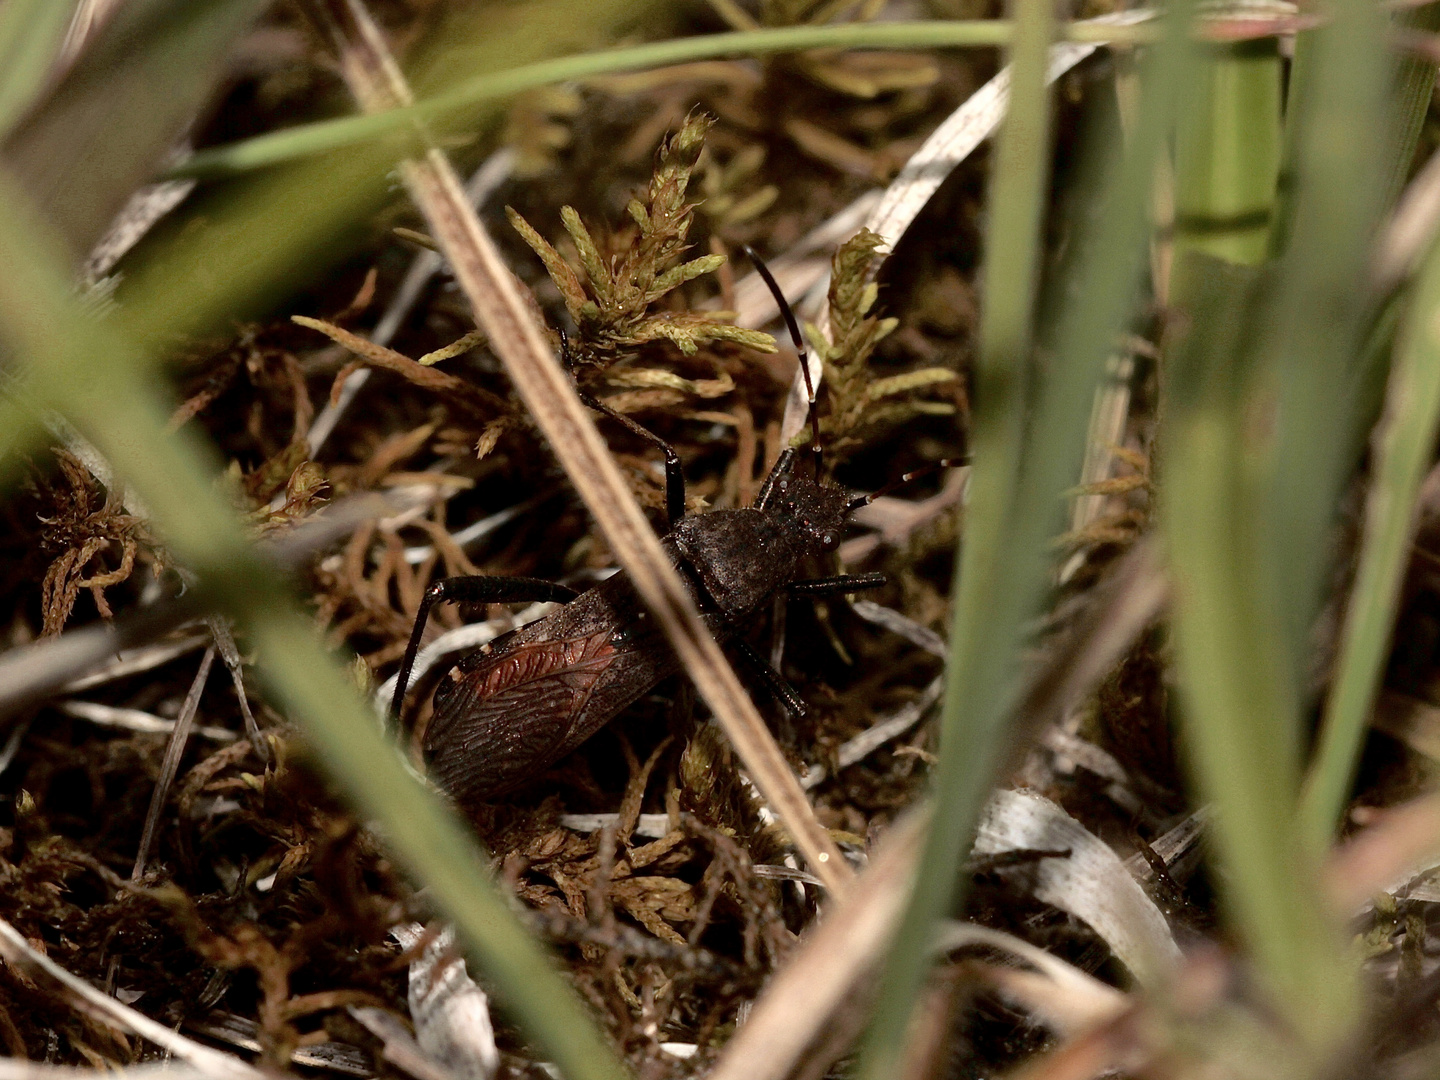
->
[[390, 249, 958, 802]]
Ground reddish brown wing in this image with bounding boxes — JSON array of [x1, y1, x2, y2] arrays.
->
[[423, 629, 617, 801]]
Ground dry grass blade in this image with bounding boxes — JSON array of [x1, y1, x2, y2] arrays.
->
[[860, 16, 1145, 253], [208, 616, 266, 756], [707, 810, 928, 1080], [292, 315, 507, 417], [391, 922, 501, 1080], [310, 0, 850, 892], [0, 919, 264, 1080], [778, 9, 1155, 442], [0, 604, 203, 719], [57, 698, 236, 741], [1324, 791, 1440, 915], [132, 644, 216, 879], [973, 790, 1181, 987]]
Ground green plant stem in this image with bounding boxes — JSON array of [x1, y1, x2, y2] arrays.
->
[[0, 167, 631, 1080], [853, 0, 1057, 1071], [1301, 233, 1440, 850], [172, 19, 1153, 179]]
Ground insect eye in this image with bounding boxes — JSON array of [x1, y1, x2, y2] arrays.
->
[[820, 531, 838, 550]]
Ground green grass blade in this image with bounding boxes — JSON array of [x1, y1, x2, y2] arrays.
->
[[1382, 4, 1440, 212], [1160, 252, 1354, 1053], [117, 142, 399, 348], [0, 167, 631, 1080], [171, 19, 1152, 180], [1262, 0, 1393, 689], [3, 0, 270, 257], [853, 0, 1060, 1070], [101, 0, 663, 344], [1159, 0, 1386, 1038], [1301, 232, 1440, 850], [0, 0, 76, 139], [857, 2, 1194, 1072]]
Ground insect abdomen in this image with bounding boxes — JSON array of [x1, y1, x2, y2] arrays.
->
[[424, 624, 681, 801]]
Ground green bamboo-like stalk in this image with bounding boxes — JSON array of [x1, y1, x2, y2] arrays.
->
[[1173, 38, 1282, 265], [853, 0, 1057, 1071], [172, 19, 1152, 179], [0, 169, 631, 1080], [1300, 232, 1440, 850]]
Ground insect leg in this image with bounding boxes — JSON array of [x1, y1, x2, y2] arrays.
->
[[391, 575, 578, 720], [730, 635, 808, 718], [577, 390, 685, 529], [558, 328, 684, 528], [787, 573, 887, 598]]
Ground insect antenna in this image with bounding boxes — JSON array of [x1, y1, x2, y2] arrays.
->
[[741, 245, 825, 478], [846, 458, 968, 512]]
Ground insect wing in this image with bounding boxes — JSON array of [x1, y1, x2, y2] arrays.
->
[[424, 630, 617, 800]]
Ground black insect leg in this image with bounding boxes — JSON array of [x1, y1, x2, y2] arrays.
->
[[672, 554, 808, 718], [768, 574, 886, 701], [558, 327, 685, 528], [730, 636, 808, 718], [577, 390, 685, 529], [391, 575, 579, 720], [787, 573, 887, 598]]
